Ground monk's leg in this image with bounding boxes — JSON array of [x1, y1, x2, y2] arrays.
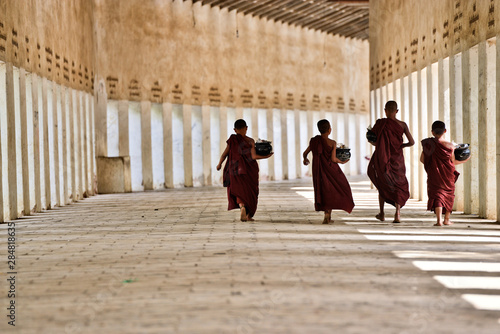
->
[[237, 198, 247, 221], [376, 195, 385, 221], [393, 204, 401, 223], [443, 210, 453, 225], [322, 210, 332, 224], [434, 207, 444, 226]]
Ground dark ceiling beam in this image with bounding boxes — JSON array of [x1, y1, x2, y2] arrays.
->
[[309, 7, 362, 31], [225, 0, 250, 12], [257, 0, 294, 19], [273, 4, 330, 25], [332, 17, 369, 36], [244, 0, 280, 17], [304, 6, 352, 30], [193, 0, 369, 40], [327, 0, 369, 5], [209, 0, 233, 8], [286, 4, 336, 27], [236, 0, 272, 13], [197, 0, 220, 5], [325, 11, 367, 35], [268, 1, 316, 22]]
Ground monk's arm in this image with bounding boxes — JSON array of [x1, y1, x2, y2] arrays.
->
[[331, 144, 348, 164], [216, 144, 229, 170], [419, 152, 424, 164], [302, 146, 311, 165], [251, 141, 273, 160], [453, 155, 470, 165], [401, 123, 415, 148]]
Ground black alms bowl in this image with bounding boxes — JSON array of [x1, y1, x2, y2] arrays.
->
[[366, 129, 377, 143], [336, 148, 351, 162], [454, 143, 470, 161], [255, 142, 272, 156]]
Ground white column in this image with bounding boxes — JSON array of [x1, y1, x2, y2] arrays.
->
[[19, 68, 31, 214], [141, 101, 153, 190], [497, 34, 500, 222], [118, 100, 129, 157], [294, 109, 301, 178], [463, 47, 480, 214], [418, 68, 427, 202], [354, 113, 361, 175], [89, 95, 96, 196], [409, 72, 419, 199], [401, 76, 410, 186], [183, 104, 193, 187], [69, 89, 76, 201], [450, 53, 464, 212], [0, 62, 5, 221], [202, 104, 211, 186], [61, 87, 69, 204], [77, 92, 84, 200], [343, 106, 350, 176], [266, 108, 275, 180], [235, 106, 243, 120], [479, 39, 497, 219], [31, 74, 42, 211], [83, 95, 90, 195], [163, 102, 173, 188], [52, 84, 60, 205], [6, 63, 18, 218], [280, 108, 288, 180]]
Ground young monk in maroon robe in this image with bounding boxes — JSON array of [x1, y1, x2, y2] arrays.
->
[[420, 121, 469, 226], [302, 119, 354, 224], [367, 100, 414, 223], [216, 119, 273, 221]]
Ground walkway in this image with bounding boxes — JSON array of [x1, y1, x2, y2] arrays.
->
[[1, 176, 499, 333]]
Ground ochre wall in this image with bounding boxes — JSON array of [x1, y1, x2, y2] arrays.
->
[[370, 0, 499, 90], [0, 0, 95, 92], [0, 0, 369, 111], [93, 0, 369, 112]]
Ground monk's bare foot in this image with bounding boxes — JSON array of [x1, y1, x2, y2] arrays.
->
[[246, 215, 254, 222], [240, 206, 247, 221], [434, 223, 443, 226], [443, 220, 453, 226], [322, 216, 329, 224], [375, 213, 385, 221]]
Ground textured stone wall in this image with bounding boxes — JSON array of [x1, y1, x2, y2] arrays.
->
[[93, 0, 369, 112], [370, 0, 498, 90], [0, 0, 95, 92]]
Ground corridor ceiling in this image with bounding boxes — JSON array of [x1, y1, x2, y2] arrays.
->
[[189, 0, 369, 40]]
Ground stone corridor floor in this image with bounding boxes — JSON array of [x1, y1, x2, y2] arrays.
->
[[1, 176, 500, 334]]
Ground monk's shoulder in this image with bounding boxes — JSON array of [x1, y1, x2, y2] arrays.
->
[[441, 140, 455, 150], [397, 119, 407, 129]]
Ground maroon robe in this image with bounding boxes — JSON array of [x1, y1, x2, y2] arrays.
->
[[310, 136, 354, 213], [421, 138, 459, 213], [367, 118, 410, 207], [223, 134, 259, 218]]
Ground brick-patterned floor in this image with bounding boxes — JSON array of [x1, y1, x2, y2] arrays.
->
[[1, 176, 499, 333]]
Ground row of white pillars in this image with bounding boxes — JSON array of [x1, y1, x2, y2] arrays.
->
[[106, 101, 370, 192], [0, 61, 95, 222], [370, 38, 498, 221]]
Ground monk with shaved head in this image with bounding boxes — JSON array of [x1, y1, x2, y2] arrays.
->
[[367, 100, 415, 223], [216, 119, 273, 222]]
